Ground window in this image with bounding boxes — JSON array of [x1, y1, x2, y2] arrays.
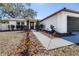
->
[[17, 22, 20, 25], [21, 22, 24, 25]]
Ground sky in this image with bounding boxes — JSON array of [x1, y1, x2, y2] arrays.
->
[[31, 3, 79, 20]]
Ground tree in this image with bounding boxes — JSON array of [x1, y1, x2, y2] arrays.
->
[[26, 8, 37, 19], [0, 3, 15, 18], [11, 3, 26, 18], [26, 3, 37, 31], [36, 20, 40, 31], [0, 3, 37, 19], [0, 4, 14, 12]]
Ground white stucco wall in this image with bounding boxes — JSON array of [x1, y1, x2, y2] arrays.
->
[[62, 11, 79, 33], [0, 24, 9, 30], [9, 21, 16, 25], [41, 15, 57, 31], [56, 11, 67, 33], [9, 21, 16, 30], [41, 11, 79, 33], [41, 11, 66, 33]]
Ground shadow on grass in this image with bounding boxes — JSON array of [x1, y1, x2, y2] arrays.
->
[[0, 30, 19, 32], [20, 49, 29, 56], [75, 43, 79, 46]]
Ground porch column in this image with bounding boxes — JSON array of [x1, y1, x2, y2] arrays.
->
[[25, 21, 27, 25], [27, 20, 30, 29], [29, 21, 30, 29]]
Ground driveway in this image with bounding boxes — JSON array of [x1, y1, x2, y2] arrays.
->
[[32, 31, 79, 50], [62, 32, 79, 44]]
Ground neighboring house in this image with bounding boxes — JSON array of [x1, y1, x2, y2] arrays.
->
[[40, 8, 79, 33], [0, 18, 37, 30]]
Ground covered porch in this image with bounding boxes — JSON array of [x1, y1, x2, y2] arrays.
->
[[26, 19, 37, 30], [14, 19, 37, 30], [3, 18, 37, 31]]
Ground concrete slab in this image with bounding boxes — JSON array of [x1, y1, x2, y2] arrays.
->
[[32, 31, 79, 50]]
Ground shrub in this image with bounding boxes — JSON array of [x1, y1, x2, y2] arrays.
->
[[11, 25, 15, 30], [16, 25, 20, 30], [20, 25, 25, 30], [36, 20, 40, 31], [8, 25, 10, 30], [50, 25, 55, 33]]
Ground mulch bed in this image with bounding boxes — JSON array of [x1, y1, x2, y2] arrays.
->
[[40, 31, 57, 39], [13, 31, 48, 56]]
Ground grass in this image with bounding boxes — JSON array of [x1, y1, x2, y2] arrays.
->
[[0, 31, 25, 56]]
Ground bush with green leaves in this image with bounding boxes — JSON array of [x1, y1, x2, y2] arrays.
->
[[8, 25, 10, 30], [11, 25, 15, 30], [36, 20, 40, 31], [16, 25, 20, 30], [20, 25, 25, 30], [50, 25, 55, 33]]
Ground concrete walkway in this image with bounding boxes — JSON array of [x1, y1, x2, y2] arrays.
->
[[32, 31, 79, 50]]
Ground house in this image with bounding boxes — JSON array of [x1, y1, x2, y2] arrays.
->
[[0, 18, 37, 30], [40, 8, 79, 33], [1, 8, 79, 33]]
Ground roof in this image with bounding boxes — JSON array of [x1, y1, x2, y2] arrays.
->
[[41, 8, 79, 21], [1, 18, 37, 21]]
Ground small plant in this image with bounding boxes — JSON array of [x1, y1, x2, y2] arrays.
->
[[50, 25, 55, 33], [11, 25, 15, 31], [25, 39, 32, 45], [20, 25, 25, 30], [8, 25, 10, 30], [16, 25, 20, 30]]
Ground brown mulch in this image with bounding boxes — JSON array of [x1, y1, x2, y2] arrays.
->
[[13, 31, 49, 56], [40, 31, 57, 39]]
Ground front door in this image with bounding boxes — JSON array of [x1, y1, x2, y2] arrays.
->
[[30, 22, 34, 29]]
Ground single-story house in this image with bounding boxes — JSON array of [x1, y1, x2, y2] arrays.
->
[[40, 8, 79, 33], [1, 8, 79, 33], [0, 18, 37, 30]]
